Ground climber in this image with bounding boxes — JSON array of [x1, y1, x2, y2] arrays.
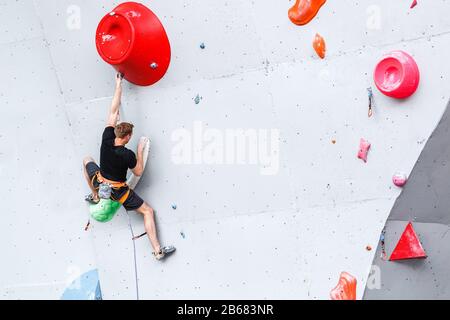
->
[[82, 73, 175, 261]]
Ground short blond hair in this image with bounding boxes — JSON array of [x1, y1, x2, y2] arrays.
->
[[115, 122, 134, 139]]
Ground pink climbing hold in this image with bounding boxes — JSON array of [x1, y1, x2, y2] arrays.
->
[[392, 173, 408, 187], [410, 0, 418, 9], [374, 50, 420, 99], [357, 138, 371, 163]]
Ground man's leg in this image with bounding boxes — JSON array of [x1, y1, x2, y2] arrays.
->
[[123, 191, 175, 259], [83, 157, 99, 201], [136, 202, 161, 253]]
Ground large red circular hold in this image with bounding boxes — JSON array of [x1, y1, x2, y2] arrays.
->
[[96, 2, 171, 86], [374, 50, 420, 99]]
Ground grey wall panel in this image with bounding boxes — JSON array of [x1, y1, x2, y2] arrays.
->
[[389, 101, 450, 225], [33, 0, 115, 104], [0, 38, 97, 299], [129, 200, 394, 299], [365, 221, 450, 299], [365, 101, 450, 299], [33, 0, 264, 105], [251, 1, 450, 66], [268, 34, 450, 210], [0, 0, 43, 45]]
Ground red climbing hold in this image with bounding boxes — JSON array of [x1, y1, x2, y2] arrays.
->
[[330, 272, 357, 300], [410, 0, 418, 9], [313, 33, 326, 59], [389, 222, 427, 261], [96, 2, 171, 86], [374, 50, 420, 99], [288, 0, 327, 26]]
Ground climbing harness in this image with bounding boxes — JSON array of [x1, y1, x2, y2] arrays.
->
[[367, 87, 374, 118], [93, 171, 130, 204], [380, 228, 387, 261]]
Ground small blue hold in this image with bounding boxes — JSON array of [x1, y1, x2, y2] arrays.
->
[[180, 231, 185, 239], [200, 42, 206, 49], [194, 94, 201, 105], [172, 204, 177, 210]]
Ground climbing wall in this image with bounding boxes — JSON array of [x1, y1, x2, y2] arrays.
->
[[0, 0, 99, 299], [364, 100, 450, 299], [2, 0, 450, 299]]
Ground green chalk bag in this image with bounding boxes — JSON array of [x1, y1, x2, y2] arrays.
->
[[89, 198, 121, 222]]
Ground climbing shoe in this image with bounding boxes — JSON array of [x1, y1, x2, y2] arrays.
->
[[85, 193, 100, 205], [153, 246, 176, 261]]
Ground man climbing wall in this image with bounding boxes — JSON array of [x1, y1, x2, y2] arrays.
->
[[82, 73, 175, 261]]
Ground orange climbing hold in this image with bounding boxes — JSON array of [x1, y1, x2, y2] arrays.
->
[[330, 272, 357, 300], [313, 33, 326, 59], [288, 0, 327, 26]]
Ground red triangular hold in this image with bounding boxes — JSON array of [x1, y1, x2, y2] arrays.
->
[[389, 222, 427, 261]]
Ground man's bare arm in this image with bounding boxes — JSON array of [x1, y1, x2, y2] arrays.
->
[[107, 73, 123, 127], [131, 137, 147, 177]]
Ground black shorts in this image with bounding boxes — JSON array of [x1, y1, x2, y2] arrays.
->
[[85, 162, 144, 211]]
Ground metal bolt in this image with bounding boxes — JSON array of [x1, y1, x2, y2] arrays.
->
[[150, 62, 158, 69]]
